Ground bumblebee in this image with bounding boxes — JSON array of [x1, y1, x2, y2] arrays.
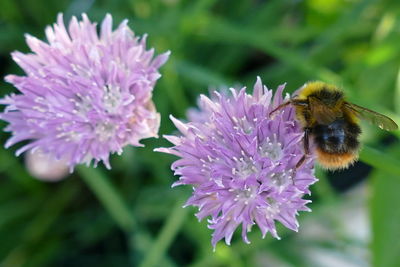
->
[[271, 81, 398, 170]]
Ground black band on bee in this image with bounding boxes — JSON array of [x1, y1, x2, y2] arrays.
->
[[309, 88, 344, 105], [313, 118, 361, 154]]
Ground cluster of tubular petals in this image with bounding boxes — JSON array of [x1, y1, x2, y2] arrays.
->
[[157, 77, 317, 248], [0, 13, 169, 170]]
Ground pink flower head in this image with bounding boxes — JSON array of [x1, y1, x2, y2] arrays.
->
[[156, 77, 317, 248], [0, 13, 169, 170]]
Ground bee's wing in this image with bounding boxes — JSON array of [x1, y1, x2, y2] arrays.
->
[[309, 97, 338, 124], [344, 102, 398, 131]]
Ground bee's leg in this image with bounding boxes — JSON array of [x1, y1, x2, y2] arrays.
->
[[296, 127, 311, 168], [292, 127, 311, 184]]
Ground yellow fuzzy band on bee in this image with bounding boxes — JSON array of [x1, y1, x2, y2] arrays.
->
[[297, 81, 339, 100], [294, 105, 310, 127], [296, 81, 360, 125], [315, 148, 358, 170]]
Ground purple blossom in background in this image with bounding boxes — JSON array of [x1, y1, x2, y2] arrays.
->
[[0, 13, 169, 170], [156, 78, 317, 248]]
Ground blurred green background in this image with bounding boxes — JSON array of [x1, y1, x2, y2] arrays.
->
[[1, 0, 400, 266]]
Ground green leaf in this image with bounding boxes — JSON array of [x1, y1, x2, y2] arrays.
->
[[370, 169, 400, 267]]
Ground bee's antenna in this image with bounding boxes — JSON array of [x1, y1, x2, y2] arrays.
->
[[269, 101, 292, 118]]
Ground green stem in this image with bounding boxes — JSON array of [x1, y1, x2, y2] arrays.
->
[[360, 145, 400, 176], [77, 166, 136, 232], [139, 199, 188, 267], [77, 166, 177, 265]]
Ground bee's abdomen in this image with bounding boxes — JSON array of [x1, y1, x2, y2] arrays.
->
[[312, 118, 361, 169], [313, 118, 361, 154]]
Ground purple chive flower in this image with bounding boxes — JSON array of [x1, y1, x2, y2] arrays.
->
[[156, 77, 317, 248], [0, 13, 169, 169]]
